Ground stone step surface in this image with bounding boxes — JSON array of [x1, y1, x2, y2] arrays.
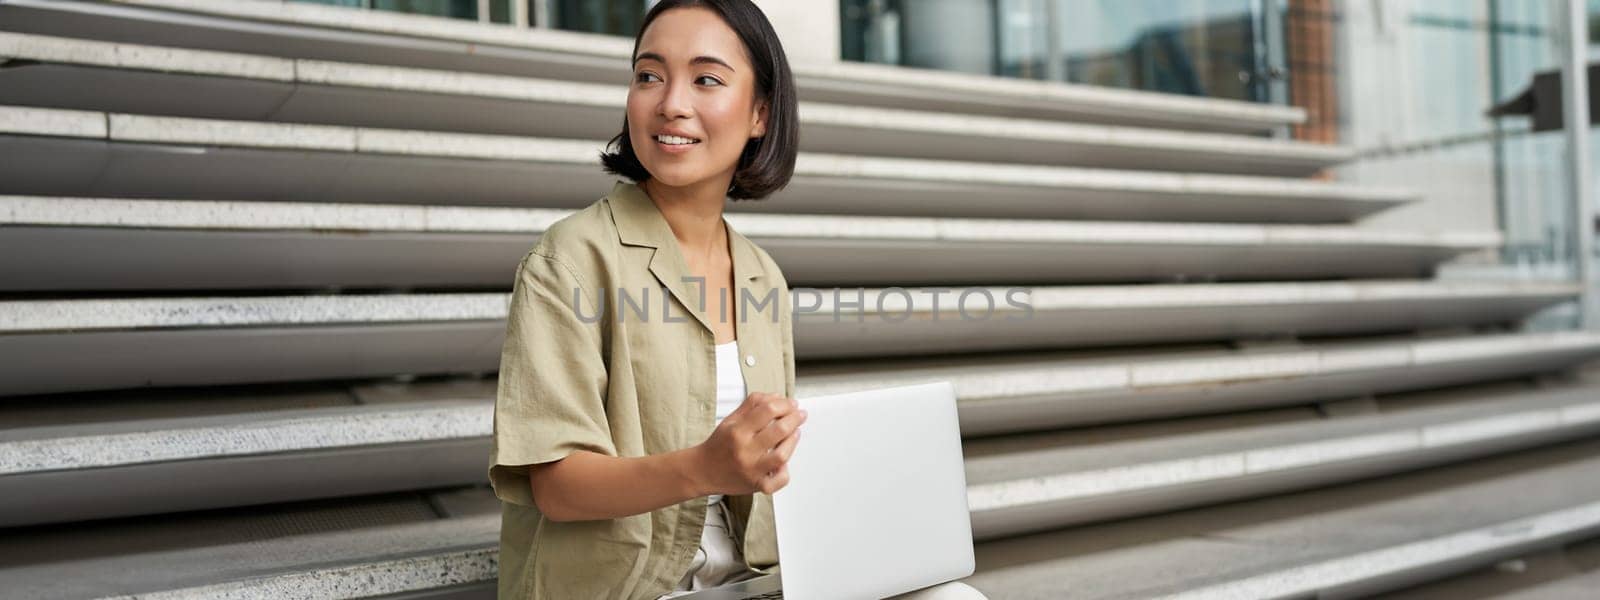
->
[[0, 105, 1390, 223], [0, 281, 1577, 395], [8, 420, 1600, 599], [0, 195, 1491, 290], [967, 436, 1600, 599], [6, 366, 1597, 532], [0, 32, 1347, 176], [0, 0, 1305, 134]]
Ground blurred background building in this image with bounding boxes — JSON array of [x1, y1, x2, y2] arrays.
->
[[1, 0, 1599, 598]]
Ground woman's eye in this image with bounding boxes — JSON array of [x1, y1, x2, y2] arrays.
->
[[632, 72, 719, 86]]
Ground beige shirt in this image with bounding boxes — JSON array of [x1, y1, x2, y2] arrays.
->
[[488, 180, 795, 599]]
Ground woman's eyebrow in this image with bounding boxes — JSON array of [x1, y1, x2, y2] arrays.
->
[[632, 51, 736, 72]]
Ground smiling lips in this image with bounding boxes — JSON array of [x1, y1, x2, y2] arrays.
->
[[656, 133, 701, 145], [653, 132, 702, 154]]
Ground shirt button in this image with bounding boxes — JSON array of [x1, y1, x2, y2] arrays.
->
[[745, 354, 756, 367]]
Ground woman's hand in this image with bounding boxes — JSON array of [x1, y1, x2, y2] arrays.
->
[[694, 392, 807, 496]]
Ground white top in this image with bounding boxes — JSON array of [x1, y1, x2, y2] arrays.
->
[[707, 339, 746, 506]]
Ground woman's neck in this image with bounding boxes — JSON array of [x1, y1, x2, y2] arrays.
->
[[640, 177, 730, 259]]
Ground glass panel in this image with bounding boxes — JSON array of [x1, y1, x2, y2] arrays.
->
[[1054, 0, 1261, 100], [997, 0, 1050, 80], [1319, 0, 1583, 329], [1592, 0, 1600, 47], [490, 0, 512, 24], [840, 0, 905, 66], [1589, 0, 1600, 328], [292, 0, 478, 20], [1590, 0, 1600, 213], [899, 0, 995, 75], [552, 0, 648, 36], [1490, 0, 1569, 276], [842, 0, 1271, 102], [370, 0, 477, 19]]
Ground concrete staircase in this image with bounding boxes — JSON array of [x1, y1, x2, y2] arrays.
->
[[3, 1, 1599, 598]]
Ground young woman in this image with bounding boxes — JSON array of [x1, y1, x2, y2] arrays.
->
[[489, 1, 984, 598]]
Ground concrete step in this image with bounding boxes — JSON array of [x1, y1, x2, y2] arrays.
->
[[0, 0, 1304, 135], [0, 397, 493, 528], [0, 486, 501, 600], [0, 32, 1346, 177], [9, 394, 1600, 598], [966, 437, 1600, 599], [802, 330, 1600, 435], [796, 280, 1573, 358], [0, 135, 1406, 226], [965, 378, 1600, 540], [0, 282, 1576, 395], [0, 106, 1407, 223], [5, 335, 1597, 527], [14, 330, 1579, 436], [1373, 537, 1600, 599], [0, 196, 1492, 291]]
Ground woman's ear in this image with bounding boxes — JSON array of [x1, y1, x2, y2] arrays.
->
[[751, 101, 769, 139]]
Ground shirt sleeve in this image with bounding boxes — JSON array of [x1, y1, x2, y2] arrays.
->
[[488, 249, 614, 508]]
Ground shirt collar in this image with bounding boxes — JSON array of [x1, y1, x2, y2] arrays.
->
[[608, 180, 766, 284]]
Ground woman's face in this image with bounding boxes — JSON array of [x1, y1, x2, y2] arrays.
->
[[627, 7, 768, 192]]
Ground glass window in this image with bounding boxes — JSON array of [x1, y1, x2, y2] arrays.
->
[[841, 0, 905, 66], [997, 0, 1050, 80], [1487, 0, 1569, 271], [551, 0, 649, 36], [1591, 0, 1600, 47], [1055, 0, 1261, 101], [293, 0, 479, 21], [489, 0, 513, 24], [842, 0, 1271, 102], [372, 0, 477, 19]]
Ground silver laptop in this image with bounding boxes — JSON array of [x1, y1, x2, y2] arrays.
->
[[678, 381, 975, 600]]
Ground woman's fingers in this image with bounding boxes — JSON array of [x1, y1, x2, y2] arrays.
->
[[758, 463, 791, 495], [730, 392, 776, 421], [721, 392, 802, 493], [725, 391, 759, 421], [754, 406, 806, 450], [763, 427, 801, 471], [745, 393, 796, 427]]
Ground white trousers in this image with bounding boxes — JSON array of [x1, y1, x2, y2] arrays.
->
[[653, 498, 988, 599], [655, 498, 765, 599]]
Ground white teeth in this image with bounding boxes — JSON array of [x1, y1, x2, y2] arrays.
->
[[656, 134, 699, 145]]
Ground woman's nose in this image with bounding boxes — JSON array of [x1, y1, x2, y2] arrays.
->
[[658, 79, 693, 120]]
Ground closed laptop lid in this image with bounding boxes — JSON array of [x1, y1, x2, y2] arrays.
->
[[772, 381, 974, 600]]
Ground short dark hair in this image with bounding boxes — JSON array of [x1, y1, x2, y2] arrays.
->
[[599, 0, 799, 201]]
